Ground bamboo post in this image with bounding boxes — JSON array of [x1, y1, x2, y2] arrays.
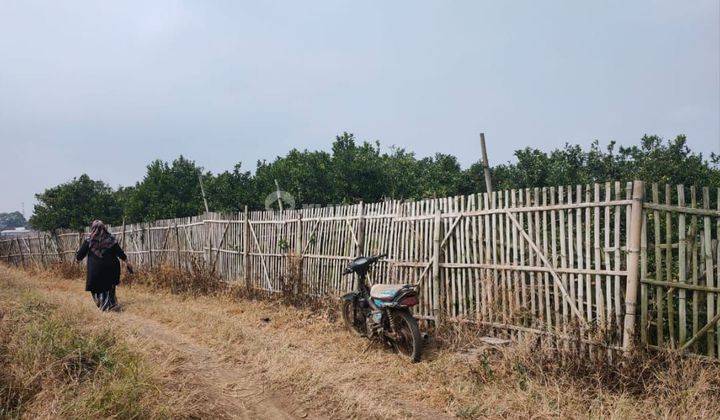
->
[[205, 218, 211, 266], [356, 202, 365, 256], [295, 213, 303, 294], [432, 210, 443, 326], [38, 232, 45, 268], [147, 223, 153, 270], [16, 237, 25, 267], [702, 187, 715, 356], [623, 180, 645, 353], [480, 133, 493, 194], [174, 222, 181, 269], [677, 185, 687, 345], [121, 218, 126, 248], [274, 179, 284, 213], [243, 206, 251, 288]]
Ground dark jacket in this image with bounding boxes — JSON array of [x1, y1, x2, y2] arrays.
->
[[76, 240, 127, 292]]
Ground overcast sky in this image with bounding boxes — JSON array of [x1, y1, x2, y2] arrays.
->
[[1, 1, 718, 215]]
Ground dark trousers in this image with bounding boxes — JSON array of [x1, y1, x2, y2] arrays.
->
[[91, 286, 117, 311]]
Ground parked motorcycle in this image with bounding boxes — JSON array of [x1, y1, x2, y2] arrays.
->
[[340, 254, 423, 362]]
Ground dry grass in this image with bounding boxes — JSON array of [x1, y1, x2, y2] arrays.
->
[[3, 262, 720, 419], [431, 333, 720, 418], [123, 258, 223, 296], [0, 290, 170, 418], [120, 258, 342, 324], [47, 260, 85, 279]]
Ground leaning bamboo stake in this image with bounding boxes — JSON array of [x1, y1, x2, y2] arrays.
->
[[198, 173, 209, 213], [480, 133, 493, 194], [623, 180, 645, 353]]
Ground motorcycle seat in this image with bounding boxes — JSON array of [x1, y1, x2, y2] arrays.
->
[[370, 284, 406, 301]]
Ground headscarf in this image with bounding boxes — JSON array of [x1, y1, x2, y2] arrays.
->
[[88, 220, 117, 258]]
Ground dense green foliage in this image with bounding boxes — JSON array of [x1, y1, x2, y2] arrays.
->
[[0, 212, 26, 230], [30, 175, 122, 231], [29, 133, 719, 231]]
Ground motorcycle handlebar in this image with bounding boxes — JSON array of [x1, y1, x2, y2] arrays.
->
[[343, 253, 388, 275]]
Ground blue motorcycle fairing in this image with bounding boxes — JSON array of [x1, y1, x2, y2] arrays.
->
[[373, 298, 394, 308]]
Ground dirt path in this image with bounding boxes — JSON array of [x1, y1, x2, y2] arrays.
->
[[0, 267, 452, 419], [119, 312, 307, 419]]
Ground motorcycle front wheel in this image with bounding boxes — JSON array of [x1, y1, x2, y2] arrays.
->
[[390, 309, 422, 363], [341, 300, 367, 337]]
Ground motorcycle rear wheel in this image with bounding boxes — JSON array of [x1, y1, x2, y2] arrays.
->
[[391, 309, 422, 363], [341, 300, 367, 336]]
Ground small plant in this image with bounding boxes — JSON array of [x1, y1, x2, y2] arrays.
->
[[278, 238, 290, 252]]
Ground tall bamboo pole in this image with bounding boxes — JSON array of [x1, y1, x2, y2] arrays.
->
[[623, 180, 645, 353]]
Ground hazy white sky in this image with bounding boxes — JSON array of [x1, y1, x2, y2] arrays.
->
[[1, 1, 718, 214]]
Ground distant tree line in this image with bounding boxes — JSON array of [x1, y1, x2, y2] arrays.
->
[[28, 133, 720, 231], [0, 212, 27, 231]]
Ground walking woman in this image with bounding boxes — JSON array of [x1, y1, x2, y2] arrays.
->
[[76, 220, 133, 311]]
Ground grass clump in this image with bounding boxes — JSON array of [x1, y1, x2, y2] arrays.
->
[[0, 292, 169, 419]]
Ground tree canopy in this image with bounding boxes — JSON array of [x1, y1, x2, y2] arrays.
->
[[28, 134, 719, 231], [30, 174, 122, 231]]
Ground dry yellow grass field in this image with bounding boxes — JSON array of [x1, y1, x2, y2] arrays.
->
[[2, 264, 719, 419]]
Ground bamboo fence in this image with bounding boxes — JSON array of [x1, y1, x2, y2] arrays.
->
[[2, 181, 719, 358]]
